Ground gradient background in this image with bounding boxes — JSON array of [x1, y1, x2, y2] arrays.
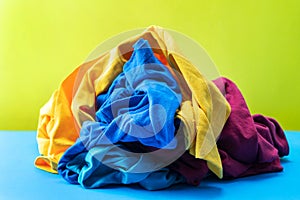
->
[[0, 0, 299, 130]]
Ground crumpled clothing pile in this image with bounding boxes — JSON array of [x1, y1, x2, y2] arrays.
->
[[35, 26, 289, 190]]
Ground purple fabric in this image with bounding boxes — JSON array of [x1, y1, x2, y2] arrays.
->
[[214, 77, 289, 179], [166, 77, 289, 184], [168, 152, 208, 186], [253, 114, 289, 158]]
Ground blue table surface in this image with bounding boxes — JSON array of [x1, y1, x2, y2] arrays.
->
[[0, 131, 299, 200]]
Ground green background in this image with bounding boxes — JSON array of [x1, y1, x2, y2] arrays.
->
[[0, 0, 299, 130]]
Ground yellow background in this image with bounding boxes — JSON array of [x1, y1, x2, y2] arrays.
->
[[0, 0, 299, 130]]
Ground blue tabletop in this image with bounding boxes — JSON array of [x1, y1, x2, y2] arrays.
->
[[0, 131, 299, 200]]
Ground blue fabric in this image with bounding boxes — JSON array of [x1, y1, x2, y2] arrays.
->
[[91, 38, 182, 149], [58, 38, 184, 190], [58, 141, 185, 190]]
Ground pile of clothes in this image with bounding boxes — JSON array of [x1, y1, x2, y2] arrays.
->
[[35, 26, 289, 190]]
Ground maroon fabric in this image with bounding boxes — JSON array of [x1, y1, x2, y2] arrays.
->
[[168, 152, 208, 186], [215, 77, 289, 179], [253, 114, 289, 157], [168, 77, 289, 183]]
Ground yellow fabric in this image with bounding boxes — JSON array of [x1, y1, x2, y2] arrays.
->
[[175, 101, 196, 150], [35, 26, 230, 178], [168, 54, 231, 178], [35, 59, 100, 173]]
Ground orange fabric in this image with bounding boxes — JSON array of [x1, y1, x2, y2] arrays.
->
[[35, 58, 100, 173]]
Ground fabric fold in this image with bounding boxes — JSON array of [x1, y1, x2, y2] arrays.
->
[[214, 77, 289, 179]]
